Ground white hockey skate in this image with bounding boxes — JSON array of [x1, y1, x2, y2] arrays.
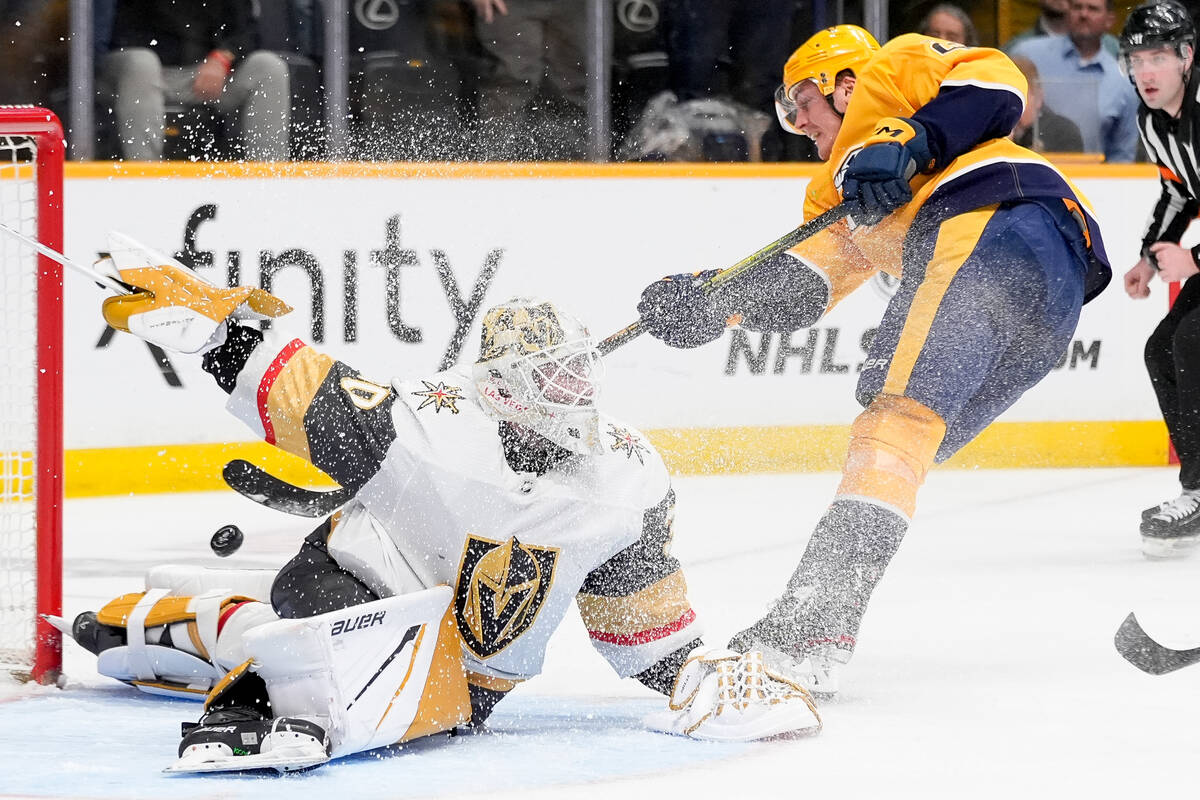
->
[[727, 587, 854, 698]]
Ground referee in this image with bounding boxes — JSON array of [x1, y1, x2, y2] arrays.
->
[[1122, 0, 1200, 556]]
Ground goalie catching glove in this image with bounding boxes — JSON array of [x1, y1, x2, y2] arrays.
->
[[99, 231, 291, 354], [645, 646, 821, 741]]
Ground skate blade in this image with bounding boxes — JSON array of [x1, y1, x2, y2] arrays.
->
[[40, 614, 73, 638], [164, 745, 329, 774], [1141, 535, 1200, 560]]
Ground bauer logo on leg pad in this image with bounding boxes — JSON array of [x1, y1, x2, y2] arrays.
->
[[330, 611, 387, 636], [245, 587, 470, 759]]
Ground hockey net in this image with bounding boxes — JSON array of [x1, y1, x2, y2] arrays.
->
[[0, 107, 63, 684]]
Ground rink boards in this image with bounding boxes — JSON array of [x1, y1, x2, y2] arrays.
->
[[57, 162, 1172, 494]]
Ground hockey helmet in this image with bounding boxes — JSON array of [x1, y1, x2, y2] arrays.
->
[[776, 25, 880, 133], [473, 297, 605, 456], [1119, 0, 1195, 75], [782, 25, 880, 97]]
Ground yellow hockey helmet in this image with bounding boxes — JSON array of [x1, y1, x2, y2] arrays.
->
[[782, 25, 881, 97]]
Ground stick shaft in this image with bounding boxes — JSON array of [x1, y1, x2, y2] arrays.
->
[[597, 204, 852, 355], [0, 221, 134, 295]]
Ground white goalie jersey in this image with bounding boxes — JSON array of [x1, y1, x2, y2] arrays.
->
[[219, 328, 703, 689]]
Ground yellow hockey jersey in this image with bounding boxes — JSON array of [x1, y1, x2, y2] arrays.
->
[[794, 34, 1111, 310]]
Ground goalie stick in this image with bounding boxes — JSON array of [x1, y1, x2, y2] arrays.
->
[[1113, 612, 1200, 675], [225, 204, 856, 517], [223, 459, 351, 518], [0, 220, 137, 296]]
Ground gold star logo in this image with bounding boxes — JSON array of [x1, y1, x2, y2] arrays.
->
[[411, 380, 464, 414]]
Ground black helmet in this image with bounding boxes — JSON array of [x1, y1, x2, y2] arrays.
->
[[1120, 0, 1195, 57]]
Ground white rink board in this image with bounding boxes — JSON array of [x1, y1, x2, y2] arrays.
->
[[60, 172, 1170, 450]]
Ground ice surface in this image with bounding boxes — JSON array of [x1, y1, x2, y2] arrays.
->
[[3, 467, 1199, 799]]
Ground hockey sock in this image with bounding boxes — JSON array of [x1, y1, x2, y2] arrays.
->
[[783, 498, 909, 652]]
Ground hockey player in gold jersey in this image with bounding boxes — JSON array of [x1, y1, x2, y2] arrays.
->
[[637, 26, 1112, 693], [63, 233, 821, 773]]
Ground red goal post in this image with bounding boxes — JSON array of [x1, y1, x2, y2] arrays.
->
[[0, 106, 64, 685]]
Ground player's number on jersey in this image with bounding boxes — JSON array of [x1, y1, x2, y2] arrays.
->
[[340, 377, 391, 410]]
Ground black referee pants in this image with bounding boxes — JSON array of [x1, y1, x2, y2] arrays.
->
[[1145, 273, 1200, 490]]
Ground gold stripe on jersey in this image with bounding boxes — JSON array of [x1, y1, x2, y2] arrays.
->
[[399, 607, 472, 742], [882, 204, 997, 396], [576, 572, 692, 637], [264, 346, 336, 462]]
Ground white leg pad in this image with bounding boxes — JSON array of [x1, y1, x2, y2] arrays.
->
[[93, 596, 278, 699], [146, 564, 277, 601], [243, 585, 471, 759]]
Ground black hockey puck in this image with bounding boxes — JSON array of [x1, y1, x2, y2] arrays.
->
[[210, 524, 244, 557]]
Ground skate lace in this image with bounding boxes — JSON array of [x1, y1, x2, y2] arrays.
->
[[1153, 492, 1200, 521], [716, 651, 813, 712]]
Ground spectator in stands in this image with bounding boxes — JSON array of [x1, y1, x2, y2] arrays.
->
[[917, 3, 979, 46], [471, 0, 587, 160], [662, 0, 795, 111], [1010, 56, 1085, 152], [654, 0, 798, 162], [0, 0, 67, 111], [94, 0, 290, 161], [1010, 0, 1139, 161], [1004, 0, 1119, 56]]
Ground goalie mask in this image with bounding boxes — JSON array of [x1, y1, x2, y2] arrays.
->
[[472, 298, 605, 456]]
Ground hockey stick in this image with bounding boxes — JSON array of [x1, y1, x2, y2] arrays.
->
[[227, 204, 854, 516], [222, 459, 351, 518], [597, 203, 853, 355], [0, 221, 137, 296], [1113, 612, 1200, 675]]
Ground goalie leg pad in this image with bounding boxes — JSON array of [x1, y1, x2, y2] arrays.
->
[[87, 588, 278, 699], [242, 585, 472, 759], [145, 563, 277, 602]]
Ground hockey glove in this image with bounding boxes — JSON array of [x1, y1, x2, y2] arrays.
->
[[637, 269, 733, 349], [644, 646, 822, 741], [840, 117, 934, 225], [100, 231, 291, 354]]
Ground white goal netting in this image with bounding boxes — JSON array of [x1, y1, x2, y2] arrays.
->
[[0, 132, 43, 677]]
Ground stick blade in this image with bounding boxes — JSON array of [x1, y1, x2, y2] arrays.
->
[[1114, 612, 1200, 675], [222, 459, 348, 518]]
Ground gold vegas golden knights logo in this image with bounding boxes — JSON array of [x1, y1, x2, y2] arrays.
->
[[453, 534, 560, 659]]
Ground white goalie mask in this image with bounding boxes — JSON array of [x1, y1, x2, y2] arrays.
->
[[472, 297, 606, 455]]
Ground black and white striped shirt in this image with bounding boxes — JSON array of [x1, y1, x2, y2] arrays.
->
[[1138, 68, 1200, 255]]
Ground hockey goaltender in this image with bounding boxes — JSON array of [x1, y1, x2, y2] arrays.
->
[[52, 232, 821, 774]]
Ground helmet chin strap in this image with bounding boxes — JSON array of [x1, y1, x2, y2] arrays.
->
[[827, 93, 844, 119]]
